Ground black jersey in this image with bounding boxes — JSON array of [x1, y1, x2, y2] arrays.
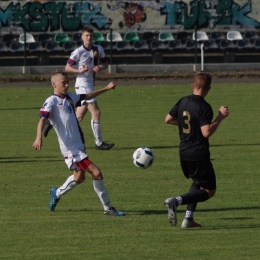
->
[[169, 94, 213, 161]]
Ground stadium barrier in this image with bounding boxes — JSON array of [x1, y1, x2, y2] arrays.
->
[[1, 63, 260, 75]]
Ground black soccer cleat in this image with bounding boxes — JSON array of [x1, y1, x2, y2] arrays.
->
[[95, 142, 114, 150], [104, 207, 125, 216]]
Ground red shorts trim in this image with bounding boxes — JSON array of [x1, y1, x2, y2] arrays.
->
[[76, 157, 92, 171]]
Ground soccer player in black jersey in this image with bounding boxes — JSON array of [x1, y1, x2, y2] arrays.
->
[[164, 72, 229, 228]]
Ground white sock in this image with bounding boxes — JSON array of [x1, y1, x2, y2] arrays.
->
[[93, 179, 111, 211], [91, 120, 102, 146], [185, 210, 194, 219], [56, 175, 78, 198]]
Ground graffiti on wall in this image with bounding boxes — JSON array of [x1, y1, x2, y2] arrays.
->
[[0, 1, 112, 31], [0, 0, 259, 32], [160, 0, 260, 29]]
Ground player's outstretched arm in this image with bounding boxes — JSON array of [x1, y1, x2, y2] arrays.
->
[[201, 106, 229, 138], [32, 117, 46, 150], [85, 82, 116, 100]]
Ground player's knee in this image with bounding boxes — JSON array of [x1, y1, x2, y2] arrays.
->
[[73, 168, 86, 183], [74, 175, 85, 184], [92, 168, 103, 180], [86, 162, 103, 179], [95, 170, 103, 180], [77, 115, 84, 121]]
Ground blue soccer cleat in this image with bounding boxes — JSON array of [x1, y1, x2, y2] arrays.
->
[[116, 209, 126, 216], [104, 207, 125, 216], [49, 187, 60, 211]]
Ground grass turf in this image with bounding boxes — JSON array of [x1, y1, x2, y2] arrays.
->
[[0, 82, 260, 259]]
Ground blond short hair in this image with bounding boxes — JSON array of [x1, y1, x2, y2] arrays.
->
[[51, 70, 68, 81], [193, 71, 212, 90]]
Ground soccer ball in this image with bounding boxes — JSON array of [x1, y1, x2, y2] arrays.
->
[[132, 147, 154, 169]]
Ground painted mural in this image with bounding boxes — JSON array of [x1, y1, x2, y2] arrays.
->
[[0, 0, 259, 32]]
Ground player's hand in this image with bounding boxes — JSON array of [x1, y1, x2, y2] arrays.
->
[[93, 66, 100, 73], [106, 82, 116, 90], [219, 106, 229, 119], [79, 65, 88, 74], [32, 139, 42, 150]]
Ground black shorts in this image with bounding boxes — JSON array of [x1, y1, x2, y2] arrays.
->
[[180, 158, 216, 190]]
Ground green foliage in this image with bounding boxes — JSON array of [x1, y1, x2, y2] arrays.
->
[[0, 82, 260, 259]]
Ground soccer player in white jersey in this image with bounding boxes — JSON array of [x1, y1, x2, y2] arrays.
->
[[66, 26, 113, 150], [32, 70, 125, 216]]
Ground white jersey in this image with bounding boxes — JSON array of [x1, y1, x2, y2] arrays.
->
[[67, 44, 107, 88], [39, 93, 86, 156]]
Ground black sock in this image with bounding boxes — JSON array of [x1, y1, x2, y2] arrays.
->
[[180, 189, 209, 205], [187, 182, 200, 212]]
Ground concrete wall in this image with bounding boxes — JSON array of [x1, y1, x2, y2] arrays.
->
[[1, 63, 260, 75]]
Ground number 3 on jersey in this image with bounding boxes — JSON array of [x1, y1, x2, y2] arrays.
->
[[183, 111, 191, 134]]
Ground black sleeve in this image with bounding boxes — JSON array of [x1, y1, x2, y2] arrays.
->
[[75, 94, 86, 107], [199, 104, 213, 127], [169, 99, 181, 118]]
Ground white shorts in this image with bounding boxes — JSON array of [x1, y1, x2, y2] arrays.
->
[[64, 150, 88, 171], [75, 80, 96, 104]]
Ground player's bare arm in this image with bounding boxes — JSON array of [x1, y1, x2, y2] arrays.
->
[[65, 63, 88, 74], [93, 61, 108, 73], [165, 114, 178, 125], [201, 106, 229, 138], [32, 117, 47, 150], [85, 82, 116, 100]]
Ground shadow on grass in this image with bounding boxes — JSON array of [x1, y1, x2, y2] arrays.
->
[[0, 156, 61, 163], [196, 224, 260, 230], [101, 146, 178, 151], [57, 206, 259, 216], [0, 156, 56, 159], [56, 208, 102, 213], [221, 217, 252, 220], [149, 143, 260, 149], [211, 143, 260, 147], [196, 206, 260, 212], [89, 143, 260, 151], [0, 107, 39, 110], [128, 206, 260, 216]]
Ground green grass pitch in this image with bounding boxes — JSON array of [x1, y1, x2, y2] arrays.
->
[[0, 81, 260, 259]]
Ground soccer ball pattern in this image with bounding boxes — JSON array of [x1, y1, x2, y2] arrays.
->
[[132, 147, 154, 169]]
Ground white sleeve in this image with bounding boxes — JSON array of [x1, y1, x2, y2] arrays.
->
[[39, 96, 54, 118], [67, 49, 79, 65]]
